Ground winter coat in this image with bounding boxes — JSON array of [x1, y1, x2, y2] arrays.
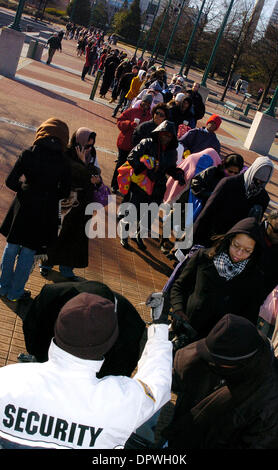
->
[[164, 335, 278, 449], [164, 148, 222, 205], [0, 138, 71, 254], [115, 60, 132, 81], [186, 89, 205, 121], [116, 106, 152, 152], [132, 119, 157, 147], [125, 71, 146, 100], [180, 127, 221, 155], [170, 247, 265, 338], [44, 148, 97, 268], [127, 121, 183, 203], [193, 173, 270, 247], [47, 35, 62, 51], [190, 165, 226, 204], [168, 102, 196, 131], [22, 280, 146, 375], [118, 72, 137, 95]]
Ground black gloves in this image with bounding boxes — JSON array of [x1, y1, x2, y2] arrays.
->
[[147, 169, 161, 182], [176, 172, 186, 186]]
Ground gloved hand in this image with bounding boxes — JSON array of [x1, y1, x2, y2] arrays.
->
[[146, 292, 169, 324], [176, 173, 186, 186], [146, 169, 159, 182]]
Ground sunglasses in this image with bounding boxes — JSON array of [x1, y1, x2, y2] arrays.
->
[[155, 111, 166, 117], [267, 222, 278, 234]]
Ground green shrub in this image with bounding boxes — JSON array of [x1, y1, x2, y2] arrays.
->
[[45, 8, 66, 17]]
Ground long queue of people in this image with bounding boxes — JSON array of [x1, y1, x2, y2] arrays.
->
[[1, 33, 278, 451]]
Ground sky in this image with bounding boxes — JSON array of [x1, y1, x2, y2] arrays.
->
[[262, 0, 277, 17]]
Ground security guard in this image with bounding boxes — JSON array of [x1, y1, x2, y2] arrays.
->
[[0, 292, 172, 449]]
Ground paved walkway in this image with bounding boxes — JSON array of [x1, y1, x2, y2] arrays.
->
[[0, 32, 278, 437]]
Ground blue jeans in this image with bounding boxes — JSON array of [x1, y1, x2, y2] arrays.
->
[[0, 436, 45, 449], [135, 410, 161, 444], [0, 243, 36, 300], [41, 264, 75, 278]]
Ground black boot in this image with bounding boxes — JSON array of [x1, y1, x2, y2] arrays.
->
[[120, 238, 129, 249], [135, 235, 147, 251]]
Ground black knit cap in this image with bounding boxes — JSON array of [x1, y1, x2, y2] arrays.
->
[[196, 314, 265, 365], [54, 293, 119, 360]]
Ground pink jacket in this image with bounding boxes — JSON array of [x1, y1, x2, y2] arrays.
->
[[163, 148, 222, 204]]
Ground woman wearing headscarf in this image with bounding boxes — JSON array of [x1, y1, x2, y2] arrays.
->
[[170, 217, 266, 339], [40, 127, 101, 280], [193, 156, 274, 248], [124, 69, 147, 108], [0, 118, 71, 301]]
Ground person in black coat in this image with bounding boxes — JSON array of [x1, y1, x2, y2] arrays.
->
[[112, 65, 139, 117], [190, 153, 244, 205], [186, 82, 205, 122], [163, 314, 278, 449], [20, 280, 146, 379], [168, 93, 196, 131], [119, 120, 185, 250], [99, 49, 121, 98], [0, 118, 71, 301], [40, 127, 101, 280], [193, 156, 273, 248], [132, 102, 169, 147], [170, 217, 266, 339]]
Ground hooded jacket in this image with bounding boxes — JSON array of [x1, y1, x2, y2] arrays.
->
[[243, 156, 273, 196], [125, 70, 146, 100], [127, 120, 183, 202], [164, 315, 278, 449], [170, 217, 265, 338]]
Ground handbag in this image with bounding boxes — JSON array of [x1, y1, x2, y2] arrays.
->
[[91, 181, 111, 207]]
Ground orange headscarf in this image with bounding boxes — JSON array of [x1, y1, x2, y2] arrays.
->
[[33, 118, 69, 151]]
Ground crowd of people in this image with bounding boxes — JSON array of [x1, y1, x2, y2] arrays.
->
[[1, 27, 278, 451]]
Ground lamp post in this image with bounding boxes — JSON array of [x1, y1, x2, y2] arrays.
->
[[141, 0, 161, 58], [179, 0, 206, 75], [134, 0, 154, 58], [70, 0, 78, 23], [264, 86, 278, 117], [161, 0, 186, 68], [201, 0, 235, 87], [150, 0, 173, 59], [90, 0, 98, 26], [8, 0, 26, 31]]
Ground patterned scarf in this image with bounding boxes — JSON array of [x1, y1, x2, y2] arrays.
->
[[213, 252, 249, 281]]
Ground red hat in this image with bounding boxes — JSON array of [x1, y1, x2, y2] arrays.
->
[[206, 114, 222, 130]]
